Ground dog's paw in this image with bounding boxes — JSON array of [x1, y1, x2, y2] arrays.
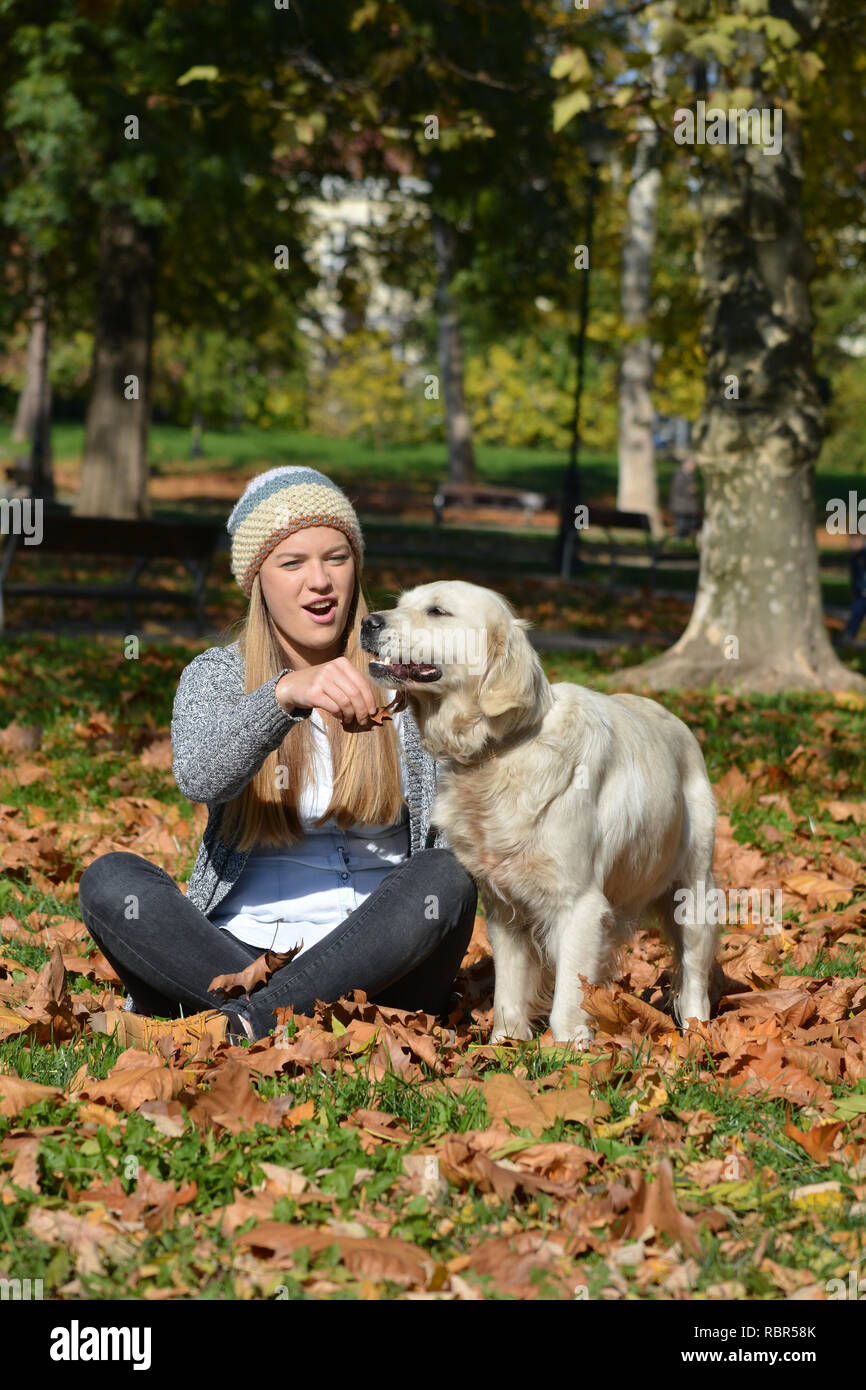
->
[[489, 1024, 534, 1045], [673, 991, 710, 1030], [549, 1024, 595, 1052]]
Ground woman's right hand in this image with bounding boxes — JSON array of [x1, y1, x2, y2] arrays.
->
[[275, 659, 379, 729]]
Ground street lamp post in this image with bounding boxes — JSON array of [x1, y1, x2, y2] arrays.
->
[[555, 124, 610, 581]]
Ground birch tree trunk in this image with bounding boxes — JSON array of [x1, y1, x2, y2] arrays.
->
[[431, 211, 476, 484], [622, 117, 862, 694], [77, 206, 156, 518], [617, 114, 662, 533]]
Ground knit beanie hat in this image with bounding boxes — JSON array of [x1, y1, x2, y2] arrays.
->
[[227, 466, 365, 598]]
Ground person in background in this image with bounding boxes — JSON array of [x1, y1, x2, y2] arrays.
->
[[842, 534, 866, 644], [669, 457, 702, 541]]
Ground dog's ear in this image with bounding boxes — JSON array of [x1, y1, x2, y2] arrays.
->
[[478, 616, 542, 720]]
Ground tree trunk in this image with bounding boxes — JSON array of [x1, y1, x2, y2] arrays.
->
[[621, 119, 863, 694], [616, 113, 662, 534], [77, 206, 156, 518], [431, 211, 476, 483], [12, 293, 55, 501], [12, 297, 46, 444]]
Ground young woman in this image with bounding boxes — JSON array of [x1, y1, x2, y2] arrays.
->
[[79, 466, 478, 1044]]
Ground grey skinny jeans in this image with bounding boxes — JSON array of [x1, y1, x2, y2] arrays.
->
[[78, 848, 477, 1040]]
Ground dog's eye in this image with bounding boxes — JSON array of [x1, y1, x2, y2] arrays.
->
[[426, 606, 449, 617]]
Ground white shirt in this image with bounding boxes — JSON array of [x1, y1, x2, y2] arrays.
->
[[210, 698, 410, 957]]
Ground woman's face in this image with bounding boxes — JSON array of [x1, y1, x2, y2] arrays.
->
[[258, 525, 356, 667]]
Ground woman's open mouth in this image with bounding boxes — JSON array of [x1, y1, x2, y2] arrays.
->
[[302, 597, 338, 625], [368, 659, 442, 683]]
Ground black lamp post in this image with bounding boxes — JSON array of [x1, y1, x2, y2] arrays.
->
[[555, 122, 611, 580]]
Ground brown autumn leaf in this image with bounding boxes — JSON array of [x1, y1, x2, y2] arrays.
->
[[137, 1099, 187, 1138], [0, 1073, 62, 1118], [782, 1043, 842, 1085], [505, 1140, 602, 1189], [437, 1125, 583, 1201], [26, 1206, 137, 1277], [782, 871, 853, 910], [0, 721, 43, 754], [814, 978, 866, 1023], [82, 1169, 198, 1232], [783, 1117, 845, 1166], [823, 801, 866, 826], [728, 1038, 832, 1106], [721, 988, 816, 1028], [348, 1108, 412, 1143], [208, 945, 304, 1000], [138, 737, 174, 770], [759, 1257, 818, 1296], [580, 981, 678, 1037], [19, 944, 81, 1038], [254, 1162, 310, 1198], [5, 1137, 41, 1194], [481, 1073, 608, 1137], [612, 1158, 703, 1256], [75, 1052, 186, 1113], [186, 1060, 284, 1134], [713, 766, 752, 807], [235, 1221, 431, 1287], [464, 1230, 575, 1299]]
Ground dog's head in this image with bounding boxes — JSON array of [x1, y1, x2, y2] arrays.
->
[[360, 580, 551, 763]]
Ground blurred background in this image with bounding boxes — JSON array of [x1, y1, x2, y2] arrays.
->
[[0, 0, 864, 687]]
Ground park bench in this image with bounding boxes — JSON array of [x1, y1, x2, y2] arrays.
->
[[578, 506, 666, 589], [433, 480, 555, 527], [0, 508, 222, 634]]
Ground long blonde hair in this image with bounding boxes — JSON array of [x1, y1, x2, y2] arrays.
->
[[218, 567, 406, 850]]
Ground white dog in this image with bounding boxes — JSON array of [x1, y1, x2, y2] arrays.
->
[[360, 580, 720, 1047]]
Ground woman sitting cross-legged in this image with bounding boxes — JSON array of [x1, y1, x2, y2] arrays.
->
[[79, 466, 478, 1046]]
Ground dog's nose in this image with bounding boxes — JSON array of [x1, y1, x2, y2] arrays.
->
[[360, 613, 386, 652]]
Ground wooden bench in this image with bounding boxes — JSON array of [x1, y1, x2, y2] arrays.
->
[[0, 507, 222, 633], [433, 480, 555, 527], [578, 506, 664, 589]]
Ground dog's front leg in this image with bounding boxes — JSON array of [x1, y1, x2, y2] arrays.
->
[[548, 889, 612, 1049], [487, 909, 542, 1044]]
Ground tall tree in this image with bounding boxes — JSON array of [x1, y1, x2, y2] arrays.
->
[[616, 38, 666, 532], [616, 107, 662, 531], [555, 0, 866, 691], [430, 205, 476, 482], [0, 0, 320, 518]]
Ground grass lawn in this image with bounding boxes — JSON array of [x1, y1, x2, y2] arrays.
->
[[3, 419, 863, 516], [1, 606, 865, 1301], [0, 427, 864, 1302]]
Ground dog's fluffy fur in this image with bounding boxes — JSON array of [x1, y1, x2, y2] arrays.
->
[[361, 579, 721, 1047]]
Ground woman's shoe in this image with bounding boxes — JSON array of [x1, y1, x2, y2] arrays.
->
[[90, 1006, 251, 1051]]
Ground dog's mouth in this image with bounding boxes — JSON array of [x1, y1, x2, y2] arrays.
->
[[368, 660, 442, 684]]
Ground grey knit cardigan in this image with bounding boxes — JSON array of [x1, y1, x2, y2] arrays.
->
[[170, 640, 448, 918]]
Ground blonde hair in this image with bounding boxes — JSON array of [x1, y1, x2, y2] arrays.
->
[[218, 567, 406, 851]]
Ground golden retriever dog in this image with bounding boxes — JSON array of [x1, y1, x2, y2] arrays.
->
[[360, 580, 720, 1047]]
